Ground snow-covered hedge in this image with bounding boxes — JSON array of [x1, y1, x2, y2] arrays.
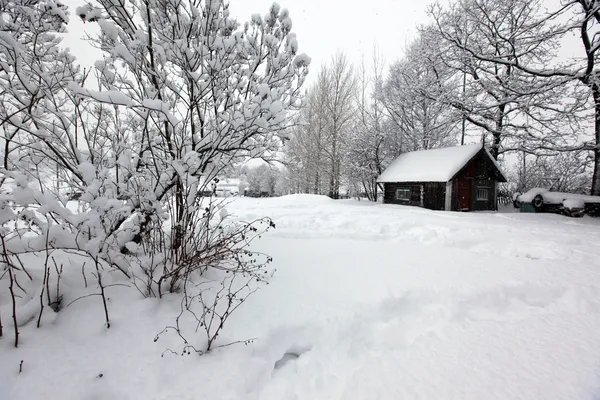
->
[[517, 189, 600, 218], [562, 198, 586, 209]]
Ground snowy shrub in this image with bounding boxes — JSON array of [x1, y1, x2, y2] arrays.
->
[[0, 0, 308, 351]]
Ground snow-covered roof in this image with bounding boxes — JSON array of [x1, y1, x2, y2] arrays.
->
[[377, 144, 503, 183]]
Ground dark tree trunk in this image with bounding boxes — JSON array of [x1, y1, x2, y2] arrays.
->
[[491, 103, 505, 160], [328, 169, 335, 199], [592, 84, 600, 195], [172, 180, 185, 258], [373, 179, 378, 202]]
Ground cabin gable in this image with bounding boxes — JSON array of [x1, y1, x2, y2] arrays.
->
[[451, 149, 506, 182], [450, 149, 504, 211]]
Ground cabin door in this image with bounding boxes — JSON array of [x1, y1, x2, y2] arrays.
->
[[457, 179, 472, 211]]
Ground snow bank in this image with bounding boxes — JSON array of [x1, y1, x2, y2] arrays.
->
[[256, 284, 600, 400]]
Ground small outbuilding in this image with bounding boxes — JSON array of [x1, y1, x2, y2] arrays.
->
[[377, 144, 507, 211]]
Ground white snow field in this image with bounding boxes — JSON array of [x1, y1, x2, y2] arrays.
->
[[2, 194, 600, 399]]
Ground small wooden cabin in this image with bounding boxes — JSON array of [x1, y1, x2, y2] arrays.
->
[[377, 144, 507, 211]]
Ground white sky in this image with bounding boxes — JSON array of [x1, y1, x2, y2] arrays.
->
[[60, 0, 441, 84], [229, 0, 439, 78]]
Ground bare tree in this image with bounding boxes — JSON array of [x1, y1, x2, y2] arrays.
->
[[243, 164, 279, 196], [285, 68, 330, 195], [382, 32, 460, 152], [429, 0, 599, 193], [325, 53, 356, 199], [285, 55, 355, 198], [512, 150, 592, 194], [346, 51, 389, 201]]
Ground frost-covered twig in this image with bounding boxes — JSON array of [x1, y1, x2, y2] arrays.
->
[[93, 258, 110, 329], [1, 234, 19, 347]]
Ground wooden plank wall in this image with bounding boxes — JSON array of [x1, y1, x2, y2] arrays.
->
[[423, 182, 446, 210], [383, 183, 422, 206], [384, 182, 446, 210]]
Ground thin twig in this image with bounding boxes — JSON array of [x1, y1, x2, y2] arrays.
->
[[66, 293, 102, 308], [81, 261, 88, 288], [66, 284, 129, 307], [2, 235, 19, 347], [211, 338, 257, 351], [95, 258, 110, 329]]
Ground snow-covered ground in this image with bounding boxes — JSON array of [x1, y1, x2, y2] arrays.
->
[[2, 195, 600, 399]]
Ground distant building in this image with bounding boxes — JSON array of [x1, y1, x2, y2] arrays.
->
[[215, 178, 246, 197]]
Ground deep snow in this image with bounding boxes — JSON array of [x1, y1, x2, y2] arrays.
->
[[2, 195, 600, 399]]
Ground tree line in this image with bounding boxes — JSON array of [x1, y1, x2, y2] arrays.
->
[[285, 0, 600, 199]]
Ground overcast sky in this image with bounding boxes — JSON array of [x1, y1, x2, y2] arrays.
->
[[60, 0, 584, 85], [228, 0, 439, 76], [60, 0, 441, 85]]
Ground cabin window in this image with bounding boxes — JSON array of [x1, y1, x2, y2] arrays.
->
[[476, 187, 489, 201], [395, 187, 411, 201]]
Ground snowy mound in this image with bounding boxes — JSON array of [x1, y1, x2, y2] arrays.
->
[[517, 188, 550, 203], [519, 188, 600, 205], [563, 198, 585, 209]]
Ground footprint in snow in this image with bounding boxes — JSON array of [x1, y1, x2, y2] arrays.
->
[[273, 348, 310, 372]]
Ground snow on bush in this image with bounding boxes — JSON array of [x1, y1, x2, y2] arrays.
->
[[0, 0, 308, 352], [517, 188, 550, 203], [562, 198, 585, 209]]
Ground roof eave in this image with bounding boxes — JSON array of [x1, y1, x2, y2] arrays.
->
[[376, 179, 450, 184]]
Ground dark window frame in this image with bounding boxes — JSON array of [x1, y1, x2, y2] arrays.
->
[[395, 187, 411, 201], [476, 187, 489, 201]]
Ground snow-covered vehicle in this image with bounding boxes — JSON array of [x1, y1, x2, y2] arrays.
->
[[515, 188, 600, 217]]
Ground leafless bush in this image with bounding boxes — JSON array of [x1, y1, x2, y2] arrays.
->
[[153, 210, 275, 354]]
